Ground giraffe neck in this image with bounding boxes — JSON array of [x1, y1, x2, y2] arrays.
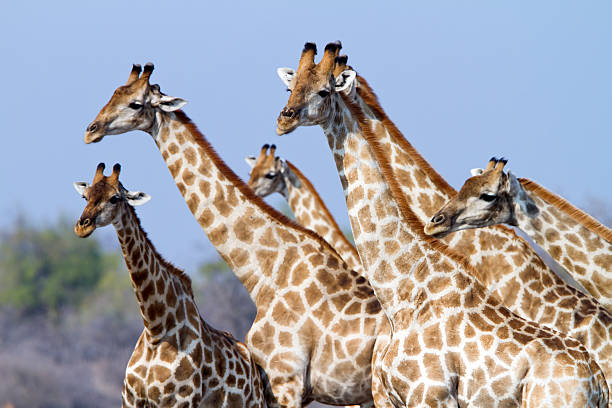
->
[[355, 77, 455, 221], [517, 178, 612, 306], [319, 94, 479, 322], [354, 79, 539, 285], [353, 77, 611, 322], [149, 110, 342, 304], [284, 161, 362, 273], [113, 203, 197, 342]]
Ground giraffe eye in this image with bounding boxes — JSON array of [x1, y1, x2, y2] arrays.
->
[[480, 193, 497, 202], [264, 172, 276, 179], [318, 90, 330, 98], [129, 102, 143, 110], [109, 195, 120, 204]]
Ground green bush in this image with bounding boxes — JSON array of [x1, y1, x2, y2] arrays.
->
[[0, 216, 108, 315]]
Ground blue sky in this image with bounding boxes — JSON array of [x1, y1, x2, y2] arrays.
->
[[1, 1, 610, 272]]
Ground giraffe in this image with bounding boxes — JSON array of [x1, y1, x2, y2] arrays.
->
[[73, 162, 265, 408], [277, 46, 612, 398], [245, 143, 361, 272], [425, 157, 612, 311], [276, 41, 608, 407], [83, 63, 390, 408], [245, 144, 385, 408]]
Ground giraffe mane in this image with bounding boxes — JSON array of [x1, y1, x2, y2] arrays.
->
[[125, 204, 195, 299], [519, 178, 612, 243], [355, 75, 457, 197], [340, 92, 474, 273], [285, 160, 359, 258], [172, 110, 344, 262]]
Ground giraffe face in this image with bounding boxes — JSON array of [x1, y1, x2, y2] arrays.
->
[[276, 42, 356, 135], [74, 163, 150, 237], [277, 66, 336, 134], [424, 158, 538, 237], [85, 63, 186, 144], [246, 155, 285, 197], [246, 145, 301, 198]]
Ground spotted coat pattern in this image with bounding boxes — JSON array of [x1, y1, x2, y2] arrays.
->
[[246, 145, 388, 408], [518, 179, 612, 310], [354, 76, 612, 328], [424, 160, 612, 401], [352, 73, 612, 406]]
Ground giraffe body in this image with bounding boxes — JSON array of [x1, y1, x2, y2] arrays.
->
[[85, 64, 389, 407], [246, 145, 389, 408], [74, 163, 265, 408], [276, 42, 609, 407]]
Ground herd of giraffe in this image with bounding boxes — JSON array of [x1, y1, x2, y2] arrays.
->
[[69, 41, 612, 407]]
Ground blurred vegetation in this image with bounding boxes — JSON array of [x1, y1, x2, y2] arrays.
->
[[0, 215, 119, 316], [198, 256, 231, 279]]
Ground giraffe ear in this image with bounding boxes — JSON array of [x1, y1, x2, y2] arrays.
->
[[334, 70, 357, 93], [151, 94, 187, 112], [73, 182, 89, 199], [470, 168, 484, 177], [125, 191, 151, 206], [277, 67, 295, 89], [508, 172, 539, 218], [279, 160, 301, 189], [244, 156, 257, 169]]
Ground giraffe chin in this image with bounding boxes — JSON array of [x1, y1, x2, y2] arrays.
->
[[423, 223, 451, 238], [276, 123, 298, 136], [84, 133, 105, 144], [74, 224, 96, 238]]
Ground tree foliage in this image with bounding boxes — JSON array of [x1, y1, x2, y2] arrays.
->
[[0, 215, 109, 315]]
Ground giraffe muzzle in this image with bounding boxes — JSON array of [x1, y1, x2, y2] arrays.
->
[[424, 213, 451, 238], [276, 109, 300, 135], [84, 121, 105, 144], [74, 217, 96, 238], [281, 107, 297, 118]]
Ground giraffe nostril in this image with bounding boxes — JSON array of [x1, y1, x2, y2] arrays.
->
[[87, 122, 98, 133], [79, 218, 91, 227], [281, 108, 296, 119], [431, 214, 446, 225]]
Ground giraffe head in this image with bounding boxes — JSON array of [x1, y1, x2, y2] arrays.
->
[[424, 157, 539, 238], [245, 144, 301, 198], [276, 42, 357, 135], [74, 163, 151, 237], [85, 63, 187, 143]]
